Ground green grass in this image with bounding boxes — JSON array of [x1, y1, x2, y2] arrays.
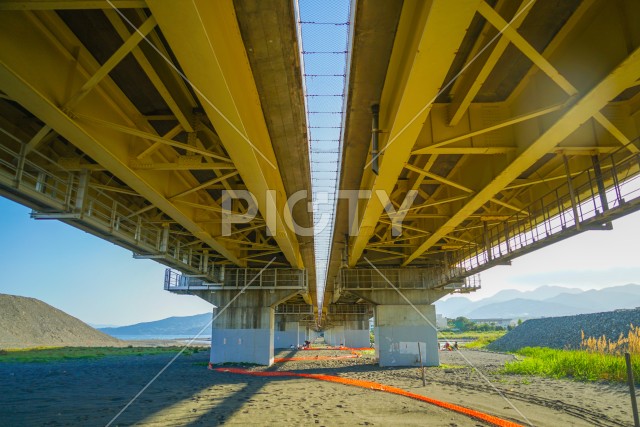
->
[[439, 330, 506, 349], [502, 347, 640, 383], [438, 364, 466, 370], [0, 346, 201, 363]]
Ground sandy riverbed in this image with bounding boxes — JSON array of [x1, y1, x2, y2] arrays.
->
[[0, 347, 635, 426]]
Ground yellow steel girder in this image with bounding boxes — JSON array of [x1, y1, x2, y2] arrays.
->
[[0, 9, 243, 264], [403, 44, 640, 265], [347, 0, 481, 267], [147, 0, 304, 269]]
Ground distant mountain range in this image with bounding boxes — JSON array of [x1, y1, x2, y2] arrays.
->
[[435, 284, 640, 319], [100, 313, 211, 336]]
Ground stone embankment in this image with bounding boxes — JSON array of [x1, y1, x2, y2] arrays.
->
[[488, 308, 640, 352]]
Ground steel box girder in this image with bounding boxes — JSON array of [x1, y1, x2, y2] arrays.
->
[[347, 0, 481, 267], [0, 10, 243, 264], [147, 0, 304, 269]]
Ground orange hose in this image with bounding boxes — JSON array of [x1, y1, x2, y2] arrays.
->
[[215, 367, 524, 427]]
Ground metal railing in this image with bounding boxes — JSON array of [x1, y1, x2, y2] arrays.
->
[[328, 304, 371, 315], [445, 145, 640, 282], [0, 137, 222, 278], [276, 304, 314, 314], [337, 267, 480, 293], [164, 267, 308, 291]]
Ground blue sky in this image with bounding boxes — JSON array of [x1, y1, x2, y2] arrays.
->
[[0, 197, 212, 326], [300, 0, 351, 305]]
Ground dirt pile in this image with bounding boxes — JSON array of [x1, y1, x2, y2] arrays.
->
[[488, 308, 640, 352], [0, 293, 122, 349]]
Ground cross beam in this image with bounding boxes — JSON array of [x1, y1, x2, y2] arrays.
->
[[403, 45, 640, 265], [347, 0, 481, 267], [0, 10, 243, 265]]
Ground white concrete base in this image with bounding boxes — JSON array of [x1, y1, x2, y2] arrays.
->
[[210, 306, 274, 366], [211, 327, 273, 365], [324, 325, 344, 346], [343, 329, 371, 348], [374, 304, 439, 367], [274, 322, 306, 349]]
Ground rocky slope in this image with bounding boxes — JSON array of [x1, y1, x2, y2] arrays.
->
[[488, 308, 640, 352]]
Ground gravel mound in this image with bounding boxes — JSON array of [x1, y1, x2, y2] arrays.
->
[[487, 308, 640, 352], [0, 294, 122, 349]]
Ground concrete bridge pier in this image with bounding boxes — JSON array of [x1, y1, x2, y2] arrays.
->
[[274, 314, 309, 349], [195, 289, 301, 366], [349, 290, 448, 367], [324, 318, 370, 348], [324, 325, 344, 347], [343, 317, 370, 348], [374, 304, 438, 366], [325, 305, 372, 348]]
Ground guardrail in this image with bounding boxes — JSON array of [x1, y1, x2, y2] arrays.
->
[[447, 144, 640, 282], [276, 304, 314, 314], [164, 267, 308, 291], [0, 137, 222, 278], [328, 304, 372, 315], [337, 267, 481, 293]]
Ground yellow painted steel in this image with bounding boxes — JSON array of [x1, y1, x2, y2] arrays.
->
[[0, 1, 145, 9], [0, 10, 243, 265], [147, 0, 304, 269], [448, 0, 535, 127], [347, 0, 481, 267], [403, 45, 640, 265]]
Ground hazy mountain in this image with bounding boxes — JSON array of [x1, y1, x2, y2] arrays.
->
[[88, 323, 119, 329], [436, 285, 583, 317], [544, 284, 640, 314], [100, 313, 211, 336], [436, 284, 640, 319], [435, 296, 475, 317], [466, 298, 583, 319]]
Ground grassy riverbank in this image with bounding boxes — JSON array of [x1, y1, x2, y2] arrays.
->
[[502, 347, 640, 383], [0, 346, 201, 363], [440, 330, 507, 348]]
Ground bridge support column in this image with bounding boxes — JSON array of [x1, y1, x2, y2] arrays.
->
[[325, 325, 344, 346], [343, 316, 370, 348], [211, 305, 274, 365], [374, 304, 438, 367], [274, 315, 307, 349], [193, 289, 302, 366], [340, 288, 447, 367]]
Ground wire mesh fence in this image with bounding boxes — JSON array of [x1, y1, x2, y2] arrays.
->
[[297, 0, 351, 306]]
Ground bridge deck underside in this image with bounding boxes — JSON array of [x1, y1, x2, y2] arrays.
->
[[0, 1, 315, 306], [326, 0, 640, 310]]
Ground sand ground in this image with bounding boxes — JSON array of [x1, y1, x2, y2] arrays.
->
[[0, 347, 635, 426]]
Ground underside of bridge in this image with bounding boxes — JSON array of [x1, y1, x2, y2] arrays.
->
[[1, 0, 639, 368], [0, 0, 315, 365], [325, 0, 640, 366]]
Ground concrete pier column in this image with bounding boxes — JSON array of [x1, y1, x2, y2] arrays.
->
[[211, 305, 274, 365], [343, 316, 371, 348], [374, 304, 439, 367], [274, 317, 306, 349], [326, 325, 344, 346], [193, 289, 302, 366]]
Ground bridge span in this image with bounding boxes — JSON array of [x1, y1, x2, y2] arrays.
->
[[1, 0, 640, 367]]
